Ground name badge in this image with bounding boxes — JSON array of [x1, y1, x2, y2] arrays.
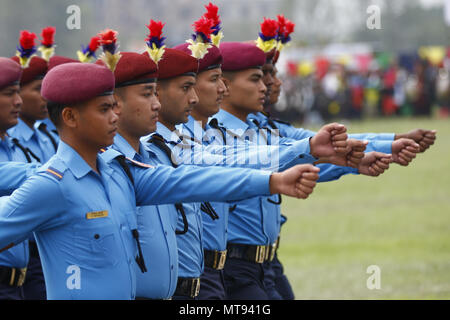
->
[[86, 210, 108, 220]]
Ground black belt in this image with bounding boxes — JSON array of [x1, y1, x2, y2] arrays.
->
[[204, 249, 227, 270], [174, 277, 201, 299], [0, 266, 27, 287], [227, 240, 279, 264]]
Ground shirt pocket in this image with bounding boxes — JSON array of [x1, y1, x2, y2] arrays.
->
[[73, 221, 120, 268]]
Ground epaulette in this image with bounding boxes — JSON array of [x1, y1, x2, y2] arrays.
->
[[99, 148, 123, 164], [100, 148, 154, 169], [125, 158, 154, 169], [44, 166, 64, 180]]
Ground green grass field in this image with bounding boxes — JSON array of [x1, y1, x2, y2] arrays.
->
[[279, 116, 450, 300]]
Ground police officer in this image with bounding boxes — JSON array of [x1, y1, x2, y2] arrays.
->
[[0, 57, 38, 300], [0, 60, 320, 300], [9, 55, 58, 163], [8, 52, 60, 300], [101, 51, 179, 299]]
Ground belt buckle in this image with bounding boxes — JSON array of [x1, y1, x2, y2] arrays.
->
[[9, 267, 27, 287], [190, 278, 200, 298], [216, 250, 227, 270], [17, 268, 27, 287], [255, 245, 266, 263]]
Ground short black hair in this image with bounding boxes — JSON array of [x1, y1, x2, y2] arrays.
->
[[46, 101, 64, 128]]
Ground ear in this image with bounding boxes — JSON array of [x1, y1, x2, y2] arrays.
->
[[221, 77, 231, 97], [61, 106, 78, 129], [113, 93, 124, 115]]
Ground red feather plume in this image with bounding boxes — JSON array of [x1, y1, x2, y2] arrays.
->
[[20, 30, 37, 50], [40, 26, 55, 47], [260, 17, 279, 39]]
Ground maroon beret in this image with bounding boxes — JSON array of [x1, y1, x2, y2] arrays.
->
[[243, 40, 276, 64], [97, 52, 158, 88], [173, 43, 223, 73], [41, 62, 115, 105], [11, 56, 47, 86], [144, 48, 198, 80], [0, 57, 22, 90], [48, 55, 79, 71], [219, 42, 266, 72]]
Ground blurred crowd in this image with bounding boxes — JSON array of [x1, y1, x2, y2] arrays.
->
[[273, 48, 450, 123]]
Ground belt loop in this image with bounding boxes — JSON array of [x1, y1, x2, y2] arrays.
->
[[9, 268, 16, 286]]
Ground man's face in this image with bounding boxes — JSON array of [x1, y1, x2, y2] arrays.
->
[[116, 83, 161, 137], [225, 68, 267, 114], [0, 84, 22, 133], [194, 68, 226, 118], [269, 66, 283, 105], [262, 62, 275, 101], [69, 95, 118, 149], [19, 79, 48, 122], [157, 75, 198, 126]]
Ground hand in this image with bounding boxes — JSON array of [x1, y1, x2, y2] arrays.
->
[[358, 152, 393, 176], [314, 139, 367, 168], [310, 123, 348, 159], [270, 164, 320, 199], [395, 129, 437, 153], [391, 138, 420, 166]]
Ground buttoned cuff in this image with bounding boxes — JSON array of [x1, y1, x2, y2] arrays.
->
[[251, 170, 273, 196], [293, 137, 319, 164]]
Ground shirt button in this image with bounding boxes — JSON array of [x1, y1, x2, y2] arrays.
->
[[171, 265, 174, 270], [165, 231, 168, 236], [299, 154, 304, 159]]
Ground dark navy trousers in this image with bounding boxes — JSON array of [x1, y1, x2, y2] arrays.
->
[[198, 266, 226, 300], [223, 257, 269, 300]]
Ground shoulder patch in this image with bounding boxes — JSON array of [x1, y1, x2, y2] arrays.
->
[[126, 157, 154, 169], [44, 166, 64, 180]]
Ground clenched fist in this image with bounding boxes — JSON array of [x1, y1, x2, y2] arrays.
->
[[391, 138, 420, 166], [358, 152, 393, 176], [395, 129, 437, 153], [270, 164, 320, 199]]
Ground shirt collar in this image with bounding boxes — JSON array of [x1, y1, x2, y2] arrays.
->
[[56, 140, 97, 179], [156, 122, 182, 144], [113, 134, 139, 159], [180, 115, 205, 143], [11, 119, 36, 142], [212, 109, 250, 137]]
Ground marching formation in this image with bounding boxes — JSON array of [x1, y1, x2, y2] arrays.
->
[[0, 3, 436, 300]]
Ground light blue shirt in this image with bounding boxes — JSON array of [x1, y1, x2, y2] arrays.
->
[[0, 134, 33, 269], [0, 140, 272, 299], [0, 162, 39, 196], [110, 134, 178, 299], [175, 114, 321, 250], [8, 118, 58, 164], [212, 109, 286, 245]]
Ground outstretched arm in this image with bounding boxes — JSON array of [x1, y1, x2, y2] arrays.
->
[[0, 162, 40, 196]]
